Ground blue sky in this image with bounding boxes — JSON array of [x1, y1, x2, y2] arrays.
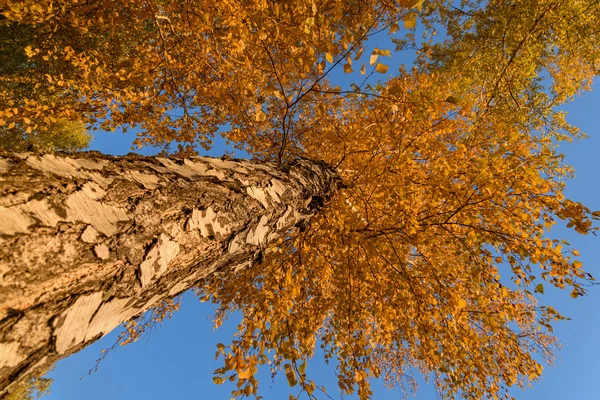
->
[[41, 28, 600, 400]]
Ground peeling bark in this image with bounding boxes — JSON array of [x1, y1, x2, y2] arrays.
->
[[0, 151, 340, 397]]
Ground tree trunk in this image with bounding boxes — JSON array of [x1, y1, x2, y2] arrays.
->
[[0, 151, 340, 397]]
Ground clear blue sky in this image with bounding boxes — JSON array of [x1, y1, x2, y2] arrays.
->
[[42, 31, 600, 400]]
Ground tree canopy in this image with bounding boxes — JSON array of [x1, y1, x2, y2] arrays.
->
[[0, 21, 92, 151], [1, 0, 599, 399]]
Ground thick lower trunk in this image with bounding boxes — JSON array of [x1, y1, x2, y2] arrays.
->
[[0, 151, 339, 397]]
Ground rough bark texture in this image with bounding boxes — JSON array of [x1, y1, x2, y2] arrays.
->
[[0, 151, 340, 397]]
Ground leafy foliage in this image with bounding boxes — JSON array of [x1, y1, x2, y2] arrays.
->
[[0, 20, 92, 151], [200, 71, 595, 399], [0, 0, 415, 154], [0, 118, 92, 152], [2, 0, 600, 399], [5, 371, 52, 400]]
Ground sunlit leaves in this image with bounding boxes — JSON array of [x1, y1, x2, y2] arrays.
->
[[369, 48, 391, 68], [419, 0, 599, 144], [0, 118, 92, 152], [5, 369, 53, 400], [1, 0, 419, 153], [201, 66, 596, 399]]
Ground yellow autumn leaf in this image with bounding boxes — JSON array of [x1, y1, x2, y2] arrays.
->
[[404, 12, 417, 29], [398, 0, 421, 6], [255, 103, 266, 122], [285, 370, 297, 387], [369, 52, 378, 66], [375, 63, 388, 74], [299, 362, 306, 374], [325, 52, 333, 63], [354, 47, 364, 60], [237, 368, 252, 380]]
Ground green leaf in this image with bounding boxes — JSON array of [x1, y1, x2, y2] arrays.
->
[[388, 85, 403, 96], [445, 95, 463, 104], [534, 283, 544, 294]]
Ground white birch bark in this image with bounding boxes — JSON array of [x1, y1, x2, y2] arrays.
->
[[0, 151, 340, 397]]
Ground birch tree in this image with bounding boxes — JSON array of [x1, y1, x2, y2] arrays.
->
[[1, 0, 599, 399]]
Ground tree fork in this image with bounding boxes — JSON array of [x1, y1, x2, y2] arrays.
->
[[0, 151, 341, 396]]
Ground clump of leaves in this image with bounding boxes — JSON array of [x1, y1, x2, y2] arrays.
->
[[0, 119, 92, 152], [5, 370, 52, 400]]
